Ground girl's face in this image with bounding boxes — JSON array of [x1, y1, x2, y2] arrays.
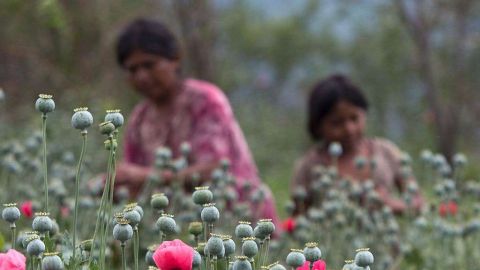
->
[[123, 50, 180, 104], [319, 100, 366, 152]]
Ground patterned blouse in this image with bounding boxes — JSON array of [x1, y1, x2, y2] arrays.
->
[[123, 78, 279, 222]]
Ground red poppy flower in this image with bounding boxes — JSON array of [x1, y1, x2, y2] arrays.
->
[[439, 201, 458, 217], [153, 239, 194, 270], [282, 218, 296, 233], [297, 260, 327, 270], [20, 201, 33, 219], [0, 249, 26, 270]]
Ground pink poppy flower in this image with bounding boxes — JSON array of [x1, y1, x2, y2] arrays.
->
[[439, 201, 458, 217], [153, 239, 194, 270], [20, 201, 33, 219], [0, 249, 26, 270], [297, 260, 327, 270], [282, 218, 296, 234]]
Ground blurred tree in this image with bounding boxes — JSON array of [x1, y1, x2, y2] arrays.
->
[[394, 0, 480, 158]]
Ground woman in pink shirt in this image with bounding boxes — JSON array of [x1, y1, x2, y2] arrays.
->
[[113, 19, 279, 223]]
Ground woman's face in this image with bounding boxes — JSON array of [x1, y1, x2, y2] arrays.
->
[[123, 50, 180, 104], [319, 100, 366, 152]]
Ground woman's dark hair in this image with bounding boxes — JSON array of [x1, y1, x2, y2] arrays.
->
[[116, 18, 181, 66], [308, 74, 369, 140]]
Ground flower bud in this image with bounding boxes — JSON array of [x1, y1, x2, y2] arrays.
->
[[286, 249, 305, 268], [71, 108, 93, 131], [156, 214, 177, 235], [354, 248, 374, 267], [193, 187, 213, 205], [99, 121, 116, 135], [241, 237, 258, 258], [113, 219, 133, 243], [2, 203, 21, 224], [42, 252, 64, 270], [303, 242, 321, 262], [32, 212, 53, 234], [105, 110, 124, 128], [26, 236, 45, 256], [35, 94, 55, 114], [201, 203, 219, 223], [151, 193, 169, 210], [207, 234, 225, 257]]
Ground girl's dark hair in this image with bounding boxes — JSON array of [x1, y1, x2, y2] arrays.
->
[[116, 18, 181, 66], [308, 74, 369, 140]]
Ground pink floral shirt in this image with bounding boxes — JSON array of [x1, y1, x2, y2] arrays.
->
[[123, 78, 278, 222]]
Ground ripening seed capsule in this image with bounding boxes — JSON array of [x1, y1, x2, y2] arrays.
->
[[151, 193, 169, 210], [123, 208, 141, 227], [257, 219, 275, 237], [304, 242, 321, 262], [105, 110, 124, 128], [233, 256, 252, 270], [80, 239, 93, 252], [156, 214, 177, 234], [253, 226, 267, 240], [197, 242, 206, 256], [235, 222, 253, 239], [286, 250, 305, 268], [41, 252, 64, 270], [35, 94, 55, 114], [193, 187, 213, 205], [145, 245, 157, 266], [192, 250, 202, 267], [188, 222, 203, 236], [104, 139, 118, 151], [32, 213, 53, 234], [134, 205, 144, 219], [26, 237, 45, 256], [207, 234, 225, 257], [223, 237, 236, 257], [180, 142, 191, 156], [269, 262, 286, 270], [241, 238, 258, 258], [99, 121, 116, 135], [328, 142, 342, 157], [2, 203, 21, 224], [201, 204, 219, 223], [71, 108, 93, 131], [113, 219, 133, 243], [354, 248, 374, 267]]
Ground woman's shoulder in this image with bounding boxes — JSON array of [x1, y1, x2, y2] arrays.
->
[[368, 137, 403, 159], [184, 78, 230, 107]]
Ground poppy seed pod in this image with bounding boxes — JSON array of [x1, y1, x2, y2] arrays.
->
[[253, 226, 267, 240], [354, 156, 367, 170], [453, 153, 467, 168], [123, 208, 141, 227], [22, 231, 39, 248], [71, 108, 93, 131], [268, 262, 286, 270], [328, 142, 342, 157], [201, 203, 220, 223], [223, 236, 236, 257], [197, 242, 207, 256], [2, 203, 21, 224], [156, 214, 177, 235], [192, 250, 202, 267], [303, 242, 321, 262], [286, 249, 305, 268], [133, 204, 144, 219], [354, 248, 374, 267], [42, 252, 64, 270], [180, 142, 191, 156], [32, 212, 53, 234], [188, 222, 203, 236], [241, 237, 258, 258], [26, 236, 45, 256], [257, 219, 275, 237], [342, 260, 355, 270], [105, 109, 124, 128], [35, 94, 55, 114], [193, 187, 213, 205], [113, 219, 134, 243], [233, 256, 252, 270], [207, 234, 225, 257], [145, 245, 157, 266], [80, 239, 93, 252], [235, 221, 253, 239], [99, 121, 116, 135], [151, 193, 169, 210]]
